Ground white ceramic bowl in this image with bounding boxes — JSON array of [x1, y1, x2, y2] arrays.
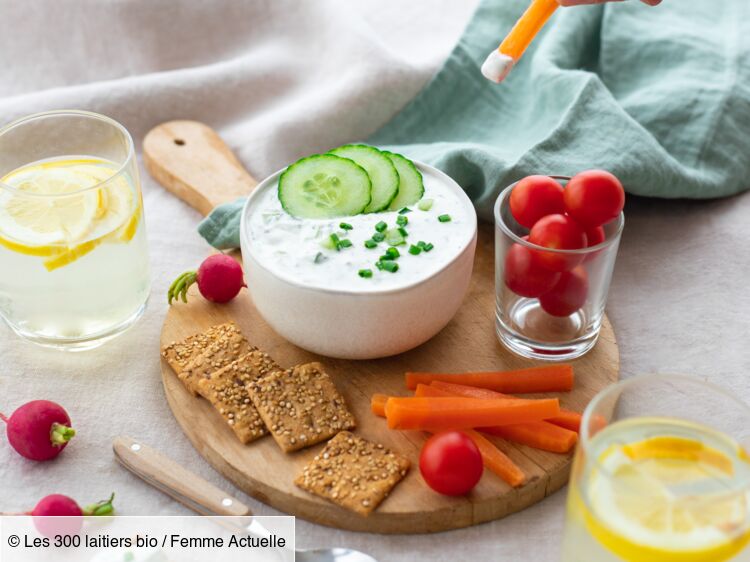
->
[[240, 161, 477, 359]]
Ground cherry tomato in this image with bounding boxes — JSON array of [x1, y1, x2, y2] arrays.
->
[[539, 266, 589, 317], [504, 243, 561, 297], [585, 226, 605, 247], [528, 214, 587, 271], [583, 225, 605, 262], [564, 170, 625, 227], [509, 175, 565, 228], [419, 431, 483, 496]]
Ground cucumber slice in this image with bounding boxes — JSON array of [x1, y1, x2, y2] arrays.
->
[[278, 154, 371, 219], [384, 151, 424, 211], [329, 144, 399, 213]]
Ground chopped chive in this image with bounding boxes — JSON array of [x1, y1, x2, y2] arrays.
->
[[364, 239, 378, 249], [396, 215, 408, 227], [376, 260, 385, 271], [438, 214, 452, 223], [375, 221, 387, 232], [339, 239, 353, 248], [417, 241, 427, 248], [418, 199, 434, 211], [339, 222, 353, 230], [398, 226, 408, 237], [358, 269, 373, 278], [381, 260, 399, 273], [408, 244, 422, 255], [399, 207, 412, 214], [372, 231, 386, 242], [314, 252, 327, 264], [386, 247, 400, 259], [423, 242, 434, 252]]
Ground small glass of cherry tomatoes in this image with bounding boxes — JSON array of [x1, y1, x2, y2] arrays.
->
[[494, 171, 625, 360]]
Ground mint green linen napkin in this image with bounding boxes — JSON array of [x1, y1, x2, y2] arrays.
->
[[199, 0, 749, 249]]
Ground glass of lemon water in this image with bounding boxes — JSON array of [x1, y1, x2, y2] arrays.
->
[[562, 374, 750, 562], [0, 110, 150, 349]]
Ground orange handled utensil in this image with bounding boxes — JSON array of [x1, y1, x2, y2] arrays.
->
[[481, 0, 559, 83]]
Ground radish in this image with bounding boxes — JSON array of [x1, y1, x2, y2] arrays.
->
[[168, 254, 246, 305], [1, 400, 75, 461], [28, 493, 115, 537]]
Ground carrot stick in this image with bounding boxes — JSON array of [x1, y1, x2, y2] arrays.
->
[[463, 429, 526, 487], [416, 384, 577, 453], [480, 423, 577, 454], [384, 396, 560, 431], [405, 365, 573, 393], [546, 409, 582, 433], [369, 391, 527, 486], [371, 394, 389, 418], [430, 380, 582, 433], [499, 0, 559, 61]]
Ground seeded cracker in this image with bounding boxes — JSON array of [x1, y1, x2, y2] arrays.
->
[[295, 431, 410, 516], [161, 323, 240, 375], [196, 350, 281, 444], [178, 323, 253, 396], [248, 362, 355, 453]]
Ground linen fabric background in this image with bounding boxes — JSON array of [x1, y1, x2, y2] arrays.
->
[[200, 0, 750, 249], [1, 2, 750, 561]]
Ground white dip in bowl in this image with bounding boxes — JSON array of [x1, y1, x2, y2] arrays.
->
[[240, 160, 477, 359]]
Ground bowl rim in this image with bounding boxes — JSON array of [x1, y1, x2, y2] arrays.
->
[[494, 176, 625, 254], [240, 159, 478, 297]]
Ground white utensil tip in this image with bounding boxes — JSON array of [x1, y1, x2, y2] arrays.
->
[[481, 50, 515, 83]]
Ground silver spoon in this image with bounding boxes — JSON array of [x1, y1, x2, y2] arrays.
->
[[113, 436, 376, 562]]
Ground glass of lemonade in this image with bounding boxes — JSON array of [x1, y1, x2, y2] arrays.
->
[[562, 374, 750, 562], [0, 110, 150, 350]]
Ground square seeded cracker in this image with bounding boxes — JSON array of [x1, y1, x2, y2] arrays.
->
[[248, 362, 355, 453], [196, 349, 281, 444], [161, 323, 241, 375], [295, 431, 410, 516], [178, 323, 253, 396]]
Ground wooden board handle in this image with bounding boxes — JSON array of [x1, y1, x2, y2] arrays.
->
[[143, 120, 258, 216], [113, 435, 251, 516]]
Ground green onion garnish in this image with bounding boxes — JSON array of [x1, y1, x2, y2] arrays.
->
[[339, 239, 353, 248], [314, 252, 327, 264], [423, 242, 434, 252], [372, 232, 386, 243], [396, 215, 408, 227], [358, 269, 373, 278], [364, 239, 378, 249], [375, 221, 387, 232], [418, 199, 434, 211], [398, 226, 408, 237], [399, 207, 412, 214], [385, 247, 400, 259], [438, 214, 452, 223], [340, 222, 353, 230], [380, 260, 399, 273], [330, 233, 341, 250], [408, 244, 422, 255]]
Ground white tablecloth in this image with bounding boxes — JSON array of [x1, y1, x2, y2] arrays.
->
[[2, 2, 749, 560]]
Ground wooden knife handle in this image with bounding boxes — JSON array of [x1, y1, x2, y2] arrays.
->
[[113, 435, 251, 517], [143, 120, 258, 217]]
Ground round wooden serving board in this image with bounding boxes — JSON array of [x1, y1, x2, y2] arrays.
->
[[148, 121, 620, 534]]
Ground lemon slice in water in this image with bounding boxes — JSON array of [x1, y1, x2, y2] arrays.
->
[[0, 167, 101, 247], [585, 436, 750, 562], [0, 159, 140, 270]]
